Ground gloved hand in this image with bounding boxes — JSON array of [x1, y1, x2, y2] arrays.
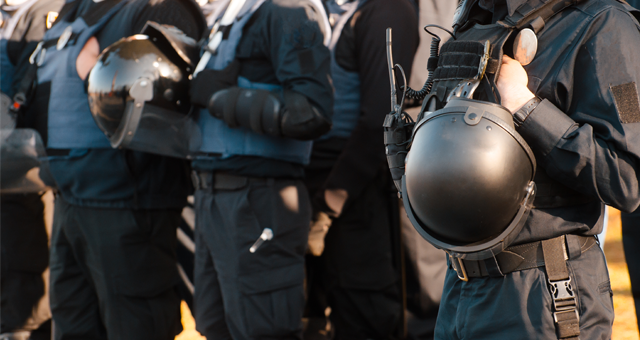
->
[[190, 60, 241, 107], [308, 211, 332, 256]]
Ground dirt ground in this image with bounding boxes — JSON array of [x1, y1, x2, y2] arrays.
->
[[175, 208, 640, 340]]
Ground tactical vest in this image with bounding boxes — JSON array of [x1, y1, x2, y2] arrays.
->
[[425, 0, 594, 209], [196, 0, 312, 165], [0, 0, 39, 96], [319, 0, 367, 140], [33, 0, 128, 149]]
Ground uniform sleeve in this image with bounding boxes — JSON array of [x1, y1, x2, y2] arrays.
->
[[518, 8, 640, 213], [264, 0, 333, 118], [322, 0, 419, 203]]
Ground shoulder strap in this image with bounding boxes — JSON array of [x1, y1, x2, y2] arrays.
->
[[502, 0, 585, 31], [1, 0, 39, 39]]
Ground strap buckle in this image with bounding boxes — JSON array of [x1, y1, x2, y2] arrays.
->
[[548, 277, 579, 323], [450, 255, 469, 282], [29, 41, 46, 66]]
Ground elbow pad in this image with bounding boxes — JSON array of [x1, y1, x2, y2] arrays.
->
[[208, 87, 283, 136], [208, 88, 331, 140], [280, 90, 331, 141]]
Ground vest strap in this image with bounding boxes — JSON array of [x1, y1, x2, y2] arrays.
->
[[502, 0, 584, 30], [542, 236, 581, 340]]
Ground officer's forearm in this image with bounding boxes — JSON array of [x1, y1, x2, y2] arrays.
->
[[207, 87, 331, 140], [518, 99, 640, 212]]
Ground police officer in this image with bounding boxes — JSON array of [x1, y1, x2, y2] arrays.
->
[[402, 0, 640, 338], [1, 0, 62, 339], [19, 0, 206, 338], [303, 0, 418, 338], [187, 0, 332, 338], [616, 0, 640, 333]]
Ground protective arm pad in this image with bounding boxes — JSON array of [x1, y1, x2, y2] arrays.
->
[[208, 87, 283, 136], [208, 88, 331, 140], [280, 90, 331, 141]]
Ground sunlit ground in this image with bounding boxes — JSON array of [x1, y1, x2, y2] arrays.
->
[[606, 209, 639, 340], [175, 208, 640, 339], [175, 301, 205, 340]]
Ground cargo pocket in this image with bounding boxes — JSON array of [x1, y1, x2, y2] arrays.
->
[[598, 279, 614, 314], [238, 263, 304, 338]]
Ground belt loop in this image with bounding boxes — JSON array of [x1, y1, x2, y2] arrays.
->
[[565, 235, 582, 260], [484, 255, 505, 277]]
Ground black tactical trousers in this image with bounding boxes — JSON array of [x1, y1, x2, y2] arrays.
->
[[193, 176, 310, 340], [435, 243, 613, 340], [0, 193, 49, 334], [49, 198, 182, 340], [621, 208, 640, 330], [305, 170, 402, 340]]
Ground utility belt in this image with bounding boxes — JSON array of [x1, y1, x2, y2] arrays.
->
[[191, 171, 275, 191], [450, 234, 597, 340]]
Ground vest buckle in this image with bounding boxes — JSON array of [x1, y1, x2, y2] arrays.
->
[[29, 41, 45, 66]]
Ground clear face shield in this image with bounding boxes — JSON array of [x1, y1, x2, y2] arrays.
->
[[1, 128, 51, 193], [108, 77, 202, 159]]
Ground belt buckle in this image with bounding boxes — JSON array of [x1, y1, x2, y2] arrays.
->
[[450, 255, 469, 282]]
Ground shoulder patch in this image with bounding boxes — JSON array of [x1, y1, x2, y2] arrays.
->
[[46, 11, 58, 30], [611, 82, 640, 124]]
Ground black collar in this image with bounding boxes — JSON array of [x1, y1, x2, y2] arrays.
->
[[479, 0, 528, 16]]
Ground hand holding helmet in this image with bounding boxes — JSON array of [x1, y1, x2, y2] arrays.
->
[[496, 56, 535, 113]]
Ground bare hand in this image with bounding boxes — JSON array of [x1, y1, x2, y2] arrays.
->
[[308, 212, 332, 256], [324, 188, 348, 218], [496, 55, 535, 113], [76, 37, 100, 81]]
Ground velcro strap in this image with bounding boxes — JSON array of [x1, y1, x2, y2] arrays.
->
[[542, 236, 569, 281], [433, 40, 486, 81], [485, 58, 500, 74], [386, 153, 406, 169], [223, 87, 242, 128], [427, 56, 439, 71], [384, 128, 406, 145], [556, 313, 580, 339]]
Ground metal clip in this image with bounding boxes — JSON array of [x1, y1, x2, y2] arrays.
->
[[249, 228, 273, 253], [450, 255, 468, 282], [29, 41, 44, 65]]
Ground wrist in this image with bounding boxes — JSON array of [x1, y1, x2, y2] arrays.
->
[[513, 96, 541, 128]]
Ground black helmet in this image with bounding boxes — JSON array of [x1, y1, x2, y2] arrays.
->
[[87, 22, 201, 158], [403, 95, 536, 260]]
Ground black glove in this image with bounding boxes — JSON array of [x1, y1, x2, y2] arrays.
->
[[189, 60, 241, 107]]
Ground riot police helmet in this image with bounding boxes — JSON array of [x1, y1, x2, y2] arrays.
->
[[87, 21, 201, 158], [402, 90, 537, 260]]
